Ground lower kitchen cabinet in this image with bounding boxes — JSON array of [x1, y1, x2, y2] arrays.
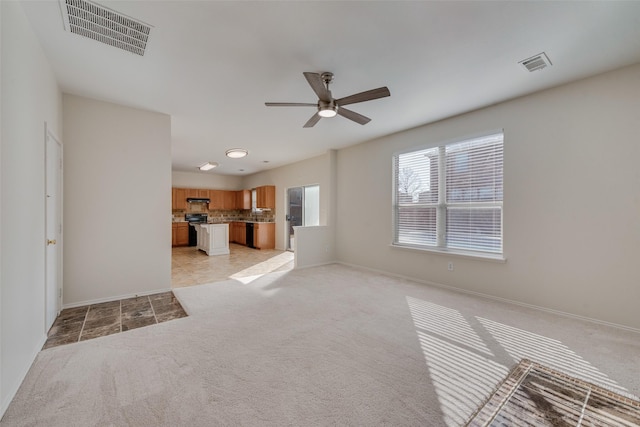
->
[[172, 222, 189, 247], [230, 222, 246, 245], [229, 222, 272, 249], [254, 222, 275, 249]]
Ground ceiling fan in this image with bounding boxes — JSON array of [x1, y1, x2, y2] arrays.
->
[[265, 72, 390, 128]]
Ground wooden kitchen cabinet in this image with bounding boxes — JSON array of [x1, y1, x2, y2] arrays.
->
[[172, 222, 189, 247], [230, 222, 246, 245], [236, 190, 251, 210], [186, 188, 208, 199], [255, 185, 275, 210], [229, 222, 236, 243], [172, 188, 187, 210], [208, 190, 223, 209], [223, 191, 236, 210], [254, 222, 275, 249]]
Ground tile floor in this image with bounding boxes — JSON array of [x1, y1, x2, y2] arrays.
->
[[45, 244, 291, 349], [172, 243, 294, 287], [43, 291, 187, 350]]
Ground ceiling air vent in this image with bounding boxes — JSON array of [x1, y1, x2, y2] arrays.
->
[[59, 0, 151, 56], [519, 52, 552, 72]]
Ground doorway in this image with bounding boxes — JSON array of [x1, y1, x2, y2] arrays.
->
[[286, 185, 319, 251], [45, 124, 63, 331]]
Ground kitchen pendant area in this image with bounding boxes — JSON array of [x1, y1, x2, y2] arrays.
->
[[171, 185, 292, 288]]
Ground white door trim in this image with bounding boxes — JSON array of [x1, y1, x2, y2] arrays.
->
[[44, 122, 63, 332]]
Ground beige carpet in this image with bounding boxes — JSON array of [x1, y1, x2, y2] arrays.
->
[[2, 264, 639, 426]]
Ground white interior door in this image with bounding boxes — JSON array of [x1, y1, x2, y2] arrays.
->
[[45, 126, 62, 331]]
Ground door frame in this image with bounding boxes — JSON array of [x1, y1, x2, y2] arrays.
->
[[285, 184, 320, 251], [285, 187, 303, 251], [45, 122, 63, 331]]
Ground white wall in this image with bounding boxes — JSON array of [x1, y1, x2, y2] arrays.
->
[[0, 1, 62, 415], [294, 226, 334, 268], [336, 63, 640, 331], [242, 151, 336, 254], [172, 170, 243, 190], [63, 95, 171, 306]]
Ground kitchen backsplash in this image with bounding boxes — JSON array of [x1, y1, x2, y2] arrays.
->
[[173, 209, 275, 223]]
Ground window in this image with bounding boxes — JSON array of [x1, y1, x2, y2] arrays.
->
[[393, 131, 503, 256]]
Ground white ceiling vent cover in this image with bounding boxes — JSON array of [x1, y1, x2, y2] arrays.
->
[[59, 0, 151, 56], [519, 52, 552, 72]]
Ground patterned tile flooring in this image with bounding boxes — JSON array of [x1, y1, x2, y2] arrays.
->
[[171, 243, 294, 288], [43, 291, 187, 350], [467, 359, 640, 426], [44, 244, 291, 350]]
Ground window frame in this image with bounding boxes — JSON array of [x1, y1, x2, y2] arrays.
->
[[392, 130, 505, 261]]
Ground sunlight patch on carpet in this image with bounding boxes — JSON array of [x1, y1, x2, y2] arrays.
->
[[407, 296, 632, 427], [407, 297, 509, 426], [407, 297, 494, 356], [230, 252, 293, 283], [417, 332, 508, 426], [477, 317, 628, 396]]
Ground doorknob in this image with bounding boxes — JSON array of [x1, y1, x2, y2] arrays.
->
[[47, 239, 57, 245]]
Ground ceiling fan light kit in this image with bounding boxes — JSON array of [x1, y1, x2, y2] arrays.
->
[[265, 71, 390, 127], [318, 102, 338, 118]]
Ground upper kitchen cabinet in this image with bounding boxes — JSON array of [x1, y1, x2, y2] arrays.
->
[[223, 191, 236, 210], [236, 190, 251, 210], [208, 190, 223, 209], [186, 188, 209, 199], [256, 185, 275, 210], [172, 188, 187, 210]]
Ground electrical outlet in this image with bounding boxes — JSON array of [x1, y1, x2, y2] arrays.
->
[[448, 262, 454, 271]]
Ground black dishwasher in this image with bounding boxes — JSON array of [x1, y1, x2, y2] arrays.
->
[[246, 222, 254, 248]]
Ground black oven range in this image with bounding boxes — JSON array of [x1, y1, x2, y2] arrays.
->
[[184, 213, 208, 247]]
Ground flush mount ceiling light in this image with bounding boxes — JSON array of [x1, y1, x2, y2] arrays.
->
[[198, 162, 218, 171], [225, 148, 248, 159]]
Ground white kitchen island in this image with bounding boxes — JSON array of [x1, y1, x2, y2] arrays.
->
[[196, 223, 230, 256]]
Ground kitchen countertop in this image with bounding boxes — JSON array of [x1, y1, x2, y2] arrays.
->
[[208, 220, 274, 224], [173, 219, 274, 224]]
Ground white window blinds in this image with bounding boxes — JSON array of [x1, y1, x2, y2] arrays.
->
[[394, 132, 503, 255]]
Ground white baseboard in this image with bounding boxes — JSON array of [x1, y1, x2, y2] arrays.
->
[[62, 287, 172, 309], [294, 260, 335, 270], [1, 333, 48, 418], [337, 261, 640, 335]]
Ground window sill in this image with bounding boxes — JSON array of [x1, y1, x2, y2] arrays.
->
[[390, 243, 506, 263]]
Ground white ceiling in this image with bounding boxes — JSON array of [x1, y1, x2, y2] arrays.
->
[[22, 1, 640, 175]]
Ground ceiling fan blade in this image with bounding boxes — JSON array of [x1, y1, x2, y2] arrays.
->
[[336, 86, 390, 107], [337, 107, 371, 125], [303, 113, 322, 128], [265, 102, 317, 107], [303, 72, 331, 102]]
